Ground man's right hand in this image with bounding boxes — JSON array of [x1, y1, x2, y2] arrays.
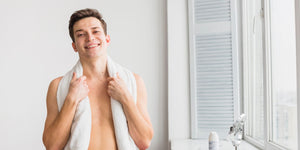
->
[[67, 72, 89, 103], [43, 74, 89, 149]]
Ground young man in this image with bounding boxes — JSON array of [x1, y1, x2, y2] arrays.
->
[[42, 8, 153, 150]]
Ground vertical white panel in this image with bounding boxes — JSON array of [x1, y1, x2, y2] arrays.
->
[[189, 0, 239, 139], [296, 0, 300, 148]]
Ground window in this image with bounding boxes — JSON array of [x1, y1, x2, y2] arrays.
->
[[188, 0, 298, 149], [243, 0, 298, 149]]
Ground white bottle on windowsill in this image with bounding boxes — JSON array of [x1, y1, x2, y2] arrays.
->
[[208, 132, 219, 150]]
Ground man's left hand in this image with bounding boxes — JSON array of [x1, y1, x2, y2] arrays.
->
[[107, 73, 132, 104]]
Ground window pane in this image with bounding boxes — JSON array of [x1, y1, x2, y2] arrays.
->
[[270, 0, 298, 149], [251, 44, 264, 142], [244, 0, 265, 143]]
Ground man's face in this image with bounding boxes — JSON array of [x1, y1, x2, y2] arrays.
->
[[72, 17, 110, 58]]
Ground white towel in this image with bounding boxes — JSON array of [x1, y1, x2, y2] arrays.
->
[[56, 56, 139, 150]]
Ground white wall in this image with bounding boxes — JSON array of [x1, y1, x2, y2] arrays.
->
[[167, 0, 191, 141], [0, 0, 167, 149]]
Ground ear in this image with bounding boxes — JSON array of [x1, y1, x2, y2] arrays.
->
[[72, 42, 78, 52], [105, 35, 111, 45]]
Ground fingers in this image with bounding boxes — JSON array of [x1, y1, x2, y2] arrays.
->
[[72, 74, 88, 88], [108, 84, 113, 89], [71, 73, 86, 83], [72, 72, 77, 81], [82, 80, 87, 86], [107, 73, 120, 81], [79, 76, 88, 87], [107, 89, 112, 96], [107, 77, 115, 81], [107, 84, 114, 96], [81, 76, 86, 80], [76, 76, 86, 83], [107, 73, 123, 87]]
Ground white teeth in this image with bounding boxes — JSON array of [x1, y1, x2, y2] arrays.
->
[[87, 45, 97, 48]]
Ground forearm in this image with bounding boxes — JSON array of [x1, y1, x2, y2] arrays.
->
[[43, 97, 77, 149], [122, 98, 153, 149]]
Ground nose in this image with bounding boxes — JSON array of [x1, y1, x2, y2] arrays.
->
[[86, 32, 95, 41]]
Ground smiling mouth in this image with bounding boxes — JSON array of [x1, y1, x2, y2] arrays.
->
[[85, 43, 101, 49]]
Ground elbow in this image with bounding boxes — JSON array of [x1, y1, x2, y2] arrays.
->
[[43, 134, 62, 150], [137, 129, 153, 150], [42, 137, 53, 150], [42, 133, 50, 149], [45, 146, 61, 150], [43, 142, 61, 150], [137, 140, 151, 150]]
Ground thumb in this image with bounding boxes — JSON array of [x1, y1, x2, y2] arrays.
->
[[72, 72, 77, 81], [117, 72, 120, 79]]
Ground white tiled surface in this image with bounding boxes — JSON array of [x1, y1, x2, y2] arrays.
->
[[171, 139, 260, 150]]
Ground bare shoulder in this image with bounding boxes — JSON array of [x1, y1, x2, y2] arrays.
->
[[50, 76, 63, 88], [48, 76, 63, 94], [46, 76, 63, 108]]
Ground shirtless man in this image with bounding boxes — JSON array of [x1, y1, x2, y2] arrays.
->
[[42, 8, 153, 150]]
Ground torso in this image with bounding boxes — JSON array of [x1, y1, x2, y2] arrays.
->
[[87, 78, 118, 150]]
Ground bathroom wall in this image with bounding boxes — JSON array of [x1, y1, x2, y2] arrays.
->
[[0, 0, 167, 149]]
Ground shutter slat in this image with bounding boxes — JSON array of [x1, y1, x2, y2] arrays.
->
[[195, 0, 231, 23], [195, 18, 234, 139], [190, 0, 237, 139]]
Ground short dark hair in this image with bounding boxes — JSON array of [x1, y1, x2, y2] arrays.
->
[[68, 8, 107, 42]]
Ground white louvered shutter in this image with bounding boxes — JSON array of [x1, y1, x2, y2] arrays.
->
[[188, 0, 240, 139]]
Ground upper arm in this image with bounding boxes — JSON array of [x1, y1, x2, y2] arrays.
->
[[133, 73, 152, 127], [43, 77, 63, 133]]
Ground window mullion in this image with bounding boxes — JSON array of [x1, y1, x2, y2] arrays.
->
[[262, 0, 271, 149], [295, 0, 300, 148]]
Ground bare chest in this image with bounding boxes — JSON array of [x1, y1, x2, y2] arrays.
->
[[88, 83, 111, 119], [87, 82, 117, 150]]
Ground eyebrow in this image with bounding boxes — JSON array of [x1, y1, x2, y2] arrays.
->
[[75, 27, 100, 33], [75, 29, 83, 33], [91, 27, 100, 30]]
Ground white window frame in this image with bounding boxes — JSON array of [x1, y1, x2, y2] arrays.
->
[[242, 0, 265, 148], [243, 0, 300, 149], [295, 0, 300, 148]]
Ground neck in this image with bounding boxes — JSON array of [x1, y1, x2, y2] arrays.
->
[[79, 54, 108, 80]]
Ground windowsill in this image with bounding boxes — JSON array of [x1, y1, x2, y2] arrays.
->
[[171, 139, 260, 150]]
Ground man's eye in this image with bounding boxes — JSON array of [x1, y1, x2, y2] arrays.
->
[[77, 33, 84, 37], [94, 31, 100, 34]]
